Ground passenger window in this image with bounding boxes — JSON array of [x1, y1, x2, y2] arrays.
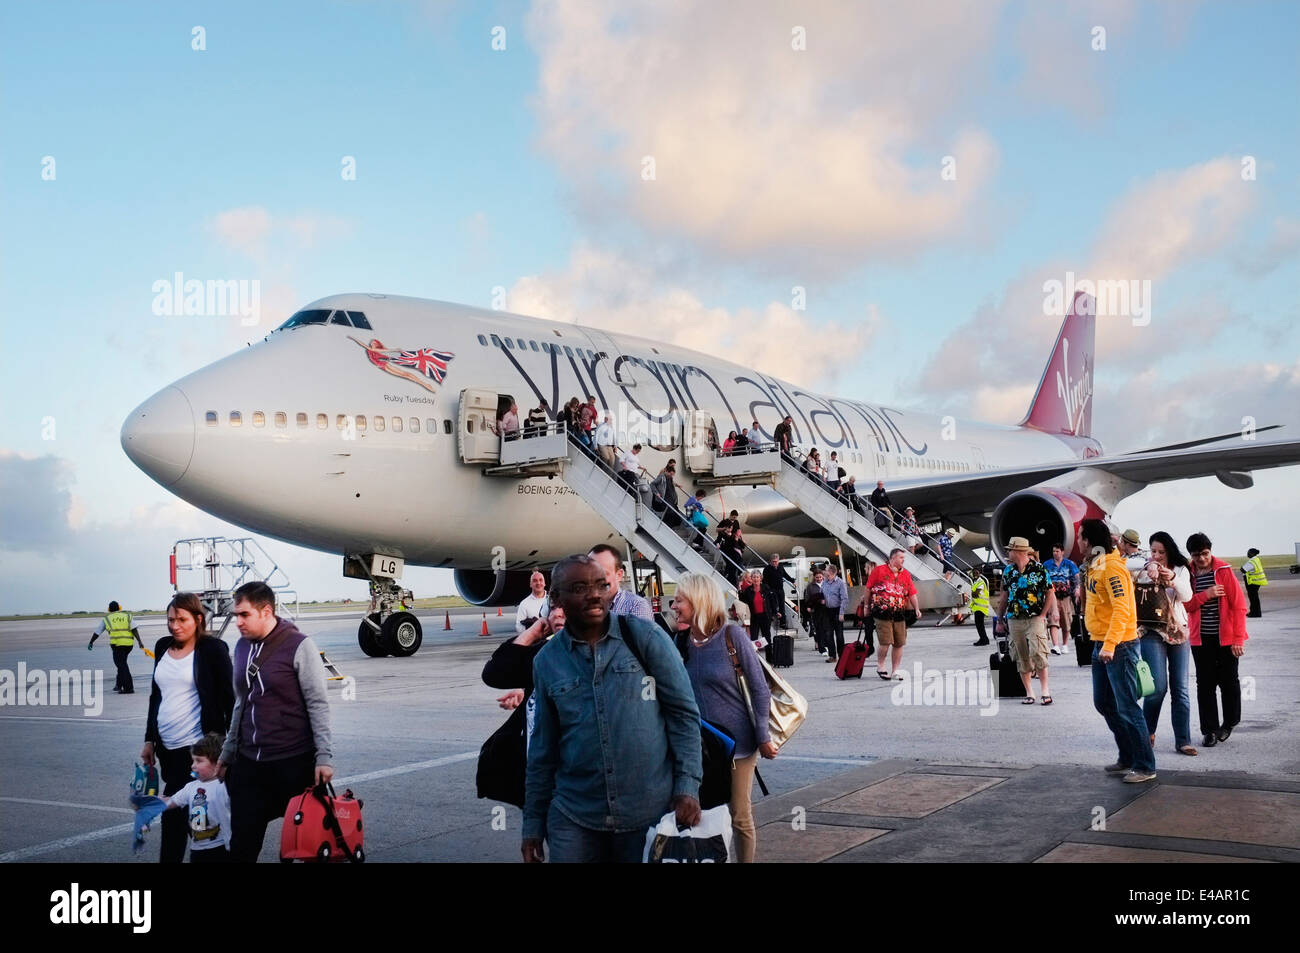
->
[[374, 415, 385, 432], [505, 338, 515, 349], [348, 311, 372, 330], [230, 411, 242, 427], [316, 413, 328, 429], [274, 412, 287, 428], [563, 346, 573, 357], [410, 417, 420, 433], [337, 415, 348, 430], [297, 413, 308, 428], [392, 417, 403, 433], [518, 339, 526, 350], [478, 334, 488, 346], [529, 341, 538, 352], [205, 412, 218, 427], [426, 418, 435, 434], [356, 415, 367, 431], [491, 334, 503, 347]]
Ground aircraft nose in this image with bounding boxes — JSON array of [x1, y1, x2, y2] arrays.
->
[[121, 386, 196, 487]]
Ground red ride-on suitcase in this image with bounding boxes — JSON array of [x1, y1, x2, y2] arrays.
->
[[280, 783, 365, 863], [835, 635, 870, 679]]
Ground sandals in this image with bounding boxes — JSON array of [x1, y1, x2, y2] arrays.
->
[[877, 670, 890, 680], [1177, 745, 1199, 756], [1041, 696, 1053, 706], [1022, 697, 1036, 705]]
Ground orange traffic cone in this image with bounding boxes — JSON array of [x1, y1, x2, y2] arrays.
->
[[443, 611, 452, 631], [480, 613, 490, 637], [497, 606, 503, 617]]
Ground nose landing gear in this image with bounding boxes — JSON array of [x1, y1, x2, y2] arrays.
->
[[348, 555, 423, 657]]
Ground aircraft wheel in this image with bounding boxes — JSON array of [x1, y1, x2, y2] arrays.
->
[[358, 615, 387, 657], [382, 612, 423, 657]]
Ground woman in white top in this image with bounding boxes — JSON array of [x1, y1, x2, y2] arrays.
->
[[141, 592, 234, 862], [1141, 532, 1197, 756]]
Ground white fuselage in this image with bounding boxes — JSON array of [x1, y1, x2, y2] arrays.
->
[[122, 294, 1100, 571]]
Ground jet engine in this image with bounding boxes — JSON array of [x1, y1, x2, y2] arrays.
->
[[989, 486, 1109, 564], [453, 568, 538, 607]]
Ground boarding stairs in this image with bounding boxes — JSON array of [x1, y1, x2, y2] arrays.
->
[[485, 424, 749, 604], [695, 447, 972, 610]]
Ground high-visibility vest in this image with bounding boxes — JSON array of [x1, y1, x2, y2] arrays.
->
[[105, 611, 135, 647], [1242, 558, 1268, 587], [970, 577, 990, 614]]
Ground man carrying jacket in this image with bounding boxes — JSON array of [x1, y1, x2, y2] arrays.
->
[[218, 581, 333, 862], [1079, 519, 1155, 784], [1185, 532, 1249, 747]]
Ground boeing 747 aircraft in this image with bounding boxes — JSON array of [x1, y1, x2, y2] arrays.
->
[[121, 291, 1300, 656]]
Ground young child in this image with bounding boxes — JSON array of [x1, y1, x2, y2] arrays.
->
[[131, 732, 231, 862]]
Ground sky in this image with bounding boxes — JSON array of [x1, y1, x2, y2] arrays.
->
[[2, 0, 1298, 612]]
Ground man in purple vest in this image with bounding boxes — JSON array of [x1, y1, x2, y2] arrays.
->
[[218, 581, 333, 862]]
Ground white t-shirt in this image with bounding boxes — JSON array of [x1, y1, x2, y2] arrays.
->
[[515, 593, 549, 635], [619, 450, 640, 473], [154, 650, 203, 750], [170, 777, 230, 850]]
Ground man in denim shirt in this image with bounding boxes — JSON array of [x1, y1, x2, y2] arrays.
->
[[522, 555, 703, 863]]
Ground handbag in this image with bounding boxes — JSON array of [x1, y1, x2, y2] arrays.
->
[[722, 627, 807, 750], [1134, 582, 1172, 634], [1135, 659, 1156, 698], [476, 703, 527, 807]]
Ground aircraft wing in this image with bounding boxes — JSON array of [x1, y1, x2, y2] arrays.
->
[[890, 438, 1300, 519]]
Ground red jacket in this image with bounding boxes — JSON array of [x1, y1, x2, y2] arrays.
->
[[1184, 558, 1249, 648]]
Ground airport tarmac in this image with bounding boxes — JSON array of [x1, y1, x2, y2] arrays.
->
[[1, 579, 1297, 863]]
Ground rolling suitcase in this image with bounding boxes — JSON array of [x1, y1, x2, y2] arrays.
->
[[766, 634, 795, 668], [1074, 634, 1092, 666], [835, 634, 870, 679], [280, 783, 365, 863], [988, 626, 1025, 698]]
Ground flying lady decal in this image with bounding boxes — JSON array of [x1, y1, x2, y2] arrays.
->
[[350, 336, 455, 394]]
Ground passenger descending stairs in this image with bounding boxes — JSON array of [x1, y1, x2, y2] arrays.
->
[[699, 449, 971, 610], [485, 426, 743, 602]]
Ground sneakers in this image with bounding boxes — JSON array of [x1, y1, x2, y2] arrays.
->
[[972, 639, 990, 646], [1122, 770, 1157, 784], [1103, 762, 1131, 774]]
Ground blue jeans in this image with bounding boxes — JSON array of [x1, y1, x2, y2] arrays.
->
[[1139, 630, 1192, 750], [1091, 639, 1155, 772], [546, 806, 647, 863]]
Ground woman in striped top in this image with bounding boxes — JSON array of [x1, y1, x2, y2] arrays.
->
[[1183, 532, 1249, 749]]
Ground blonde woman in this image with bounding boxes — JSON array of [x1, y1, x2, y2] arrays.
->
[[670, 573, 777, 863]]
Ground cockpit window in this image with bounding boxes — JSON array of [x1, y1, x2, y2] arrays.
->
[[276, 309, 332, 330], [347, 311, 372, 330], [328, 310, 354, 327]]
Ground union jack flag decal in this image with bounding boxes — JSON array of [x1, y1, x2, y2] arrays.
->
[[390, 347, 455, 384]]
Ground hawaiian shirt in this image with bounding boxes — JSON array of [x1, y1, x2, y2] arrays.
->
[[1003, 559, 1051, 619], [939, 535, 954, 561]]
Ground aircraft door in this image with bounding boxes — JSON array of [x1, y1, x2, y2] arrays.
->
[[458, 388, 503, 464], [583, 327, 641, 389], [684, 411, 716, 474]]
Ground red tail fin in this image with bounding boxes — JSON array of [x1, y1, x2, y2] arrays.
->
[[1020, 291, 1095, 437]]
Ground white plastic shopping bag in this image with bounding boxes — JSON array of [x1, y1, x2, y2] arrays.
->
[[643, 805, 734, 863]]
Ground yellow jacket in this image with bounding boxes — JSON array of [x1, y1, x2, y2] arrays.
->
[[1084, 551, 1138, 652]]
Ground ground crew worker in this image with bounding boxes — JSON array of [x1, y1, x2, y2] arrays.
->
[[1240, 548, 1267, 618], [88, 600, 145, 694], [970, 570, 991, 646]]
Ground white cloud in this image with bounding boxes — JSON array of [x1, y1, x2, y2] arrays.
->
[[526, 0, 1004, 270], [507, 244, 876, 387], [211, 206, 273, 257]]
